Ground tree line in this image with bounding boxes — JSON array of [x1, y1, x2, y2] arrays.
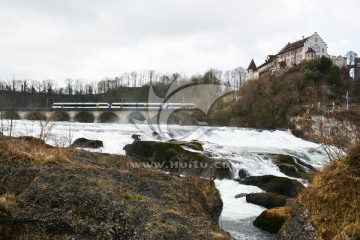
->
[[0, 67, 246, 96]]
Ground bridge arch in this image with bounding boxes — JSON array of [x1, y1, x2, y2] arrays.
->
[[75, 112, 94, 123], [98, 112, 119, 123], [26, 112, 47, 121], [1, 112, 21, 120], [127, 111, 146, 124], [50, 112, 70, 122]]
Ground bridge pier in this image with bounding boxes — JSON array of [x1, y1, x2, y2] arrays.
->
[[17, 111, 29, 120], [67, 112, 77, 122], [93, 112, 101, 123]]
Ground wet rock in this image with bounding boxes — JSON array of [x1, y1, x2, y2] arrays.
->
[[253, 206, 290, 234], [268, 154, 316, 180], [246, 192, 291, 208], [213, 161, 233, 180], [71, 138, 103, 149], [278, 164, 298, 176], [131, 134, 140, 141], [152, 131, 163, 140], [235, 193, 247, 199], [238, 168, 249, 178], [237, 175, 305, 197]]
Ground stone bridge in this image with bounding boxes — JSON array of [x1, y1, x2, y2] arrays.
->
[[0, 108, 197, 124]]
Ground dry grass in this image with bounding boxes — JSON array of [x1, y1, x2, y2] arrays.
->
[[299, 142, 360, 240], [0, 137, 72, 165], [119, 192, 144, 201], [0, 193, 15, 213], [210, 231, 230, 239]]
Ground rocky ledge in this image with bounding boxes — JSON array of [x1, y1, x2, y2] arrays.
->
[[0, 136, 233, 240]]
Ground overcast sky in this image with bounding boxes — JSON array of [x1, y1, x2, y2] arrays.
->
[[0, 0, 359, 84]]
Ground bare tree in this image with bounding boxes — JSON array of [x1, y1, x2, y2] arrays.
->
[[346, 51, 358, 78], [234, 67, 246, 89], [130, 71, 138, 87], [65, 79, 73, 95]]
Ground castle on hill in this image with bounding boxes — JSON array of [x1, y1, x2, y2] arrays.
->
[[246, 32, 347, 80]]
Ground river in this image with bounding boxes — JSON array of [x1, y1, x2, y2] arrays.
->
[[1, 120, 329, 239]]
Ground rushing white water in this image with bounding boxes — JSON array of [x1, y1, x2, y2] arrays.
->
[[1, 120, 330, 239]]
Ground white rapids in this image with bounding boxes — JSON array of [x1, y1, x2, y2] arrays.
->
[[1, 120, 330, 239]]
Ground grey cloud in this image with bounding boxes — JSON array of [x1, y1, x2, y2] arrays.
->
[[0, 0, 359, 83]]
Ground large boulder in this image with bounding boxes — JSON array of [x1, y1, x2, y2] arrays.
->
[[123, 141, 156, 159], [246, 192, 291, 208], [123, 140, 232, 179], [71, 138, 104, 149], [237, 175, 305, 197], [253, 206, 290, 234]]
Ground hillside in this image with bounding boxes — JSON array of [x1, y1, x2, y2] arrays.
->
[[225, 57, 360, 128]]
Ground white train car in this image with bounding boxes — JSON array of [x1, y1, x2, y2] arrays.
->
[[52, 102, 196, 110], [52, 103, 110, 109], [110, 103, 196, 110]]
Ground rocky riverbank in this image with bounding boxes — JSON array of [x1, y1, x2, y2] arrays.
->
[[0, 136, 233, 239], [290, 110, 360, 150], [279, 142, 360, 239]]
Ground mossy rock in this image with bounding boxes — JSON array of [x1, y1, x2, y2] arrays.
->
[[71, 138, 104, 149], [124, 140, 233, 179], [253, 206, 290, 233]]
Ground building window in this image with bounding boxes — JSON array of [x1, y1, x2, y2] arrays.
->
[[315, 38, 318, 42], [322, 48, 324, 53], [314, 44, 319, 52]]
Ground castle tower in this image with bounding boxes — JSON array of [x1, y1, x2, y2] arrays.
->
[[246, 59, 257, 80]]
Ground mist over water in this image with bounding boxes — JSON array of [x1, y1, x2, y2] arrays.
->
[[1, 120, 330, 239]]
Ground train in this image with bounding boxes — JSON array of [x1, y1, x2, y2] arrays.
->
[[52, 102, 196, 110]]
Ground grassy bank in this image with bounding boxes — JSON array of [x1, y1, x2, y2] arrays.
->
[[280, 142, 360, 239]]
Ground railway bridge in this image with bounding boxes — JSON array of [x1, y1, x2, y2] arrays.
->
[[0, 108, 196, 124]]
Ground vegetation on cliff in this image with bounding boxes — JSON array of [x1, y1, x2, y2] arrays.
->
[[228, 57, 359, 128], [281, 142, 360, 239]]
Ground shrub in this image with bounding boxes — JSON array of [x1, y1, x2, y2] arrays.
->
[[299, 142, 360, 239]]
